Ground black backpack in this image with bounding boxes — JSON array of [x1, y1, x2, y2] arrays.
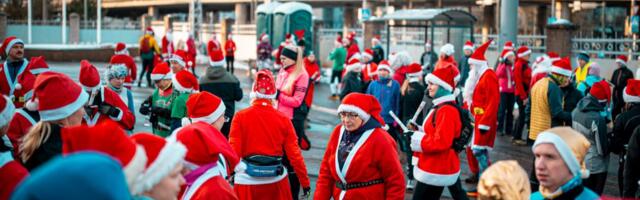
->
[[431, 102, 474, 152]]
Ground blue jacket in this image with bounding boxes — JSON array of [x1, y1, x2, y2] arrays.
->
[[366, 79, 401, 124]]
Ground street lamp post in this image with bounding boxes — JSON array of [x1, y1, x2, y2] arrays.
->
[[97, 0, 102, 44], [62, 0, 67, 44], [28, 0, 32, 43]]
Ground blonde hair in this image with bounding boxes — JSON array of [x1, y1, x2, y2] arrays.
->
[[477, 160, 531, 200], [281, 47, 306, 94], [20, 121, 53, 163]]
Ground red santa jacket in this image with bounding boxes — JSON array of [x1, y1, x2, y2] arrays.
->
[[392, 66, 408, 85], [228, 99, 310, 188], [412, 94, 461, 186], [314, 125, 405, 200], [304, 58, 320, 107], [514, 58, 532, 101], [207, 40, 224, 63], [109, 54, 138, 87], [7, 109, 39, 155], [470, 68, 500, 149], [161, 36, 174, 57], [0, 59, 29, 107], [362, 62, 378, 83], [83, 87, 135, 130], [180, 169, 237, 200], [0, 151, 29, 200], [224, 40, 236, 57], [346, 44, 360, 62]]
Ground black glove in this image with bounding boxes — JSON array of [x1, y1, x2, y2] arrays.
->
[[151, 106, 172, 118], [275, 90, 281, 100], [403, 131, 414, 139], [139, 96, 152, 115], [301, 187, 311, 199], [99, 104, 121, 118]]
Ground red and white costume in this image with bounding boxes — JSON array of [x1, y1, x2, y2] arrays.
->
[[531, 52, 559, 88], [162, 30, 175, 58], [207, 37, 225, 67], [173, 120, 239, 200], [413, 67, 462, 186], [0, 37, 30, 107], [229, 70, 310, 200], [361, 49, 378, 82], [109, 42, 138, 89], [0, 95, 29, 200], [171, 50, 195, 71], [130, 133, 187, 196], [315, 93, 405, 200], [78, 60, 135, 130]]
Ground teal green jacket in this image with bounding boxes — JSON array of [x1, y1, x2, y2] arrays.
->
[[328, 47, 346, 71]]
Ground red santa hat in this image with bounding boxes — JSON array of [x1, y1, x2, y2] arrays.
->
[[172, 122, 239, 170], [362, 49, 374, 60], [348, 31, 356, 41], [377, 60, 393, 74], [371, 35, 381, 44], [27, 56, 50, 75], [208, 50, 225, 67], [0, 95, 15, 127], [61, 121, 148, 191], [145, 27, 154, 35], [440, 44, 455, 56], [516, 46, 531, 58], [1, 36, 24, 56], [503, 41, 514, 51], [169, 50, 188, 68], [337, 93, 386, 127], [130, 133, 186, 195], [425, 66, 456, 91], [114, 42, 128, 55], [463, 40, 474, 51], [259, 33, 269, 42], [285, 33, 295, 45], [250, 69, 276, 99], [550, 57, 573, 77], [345, 58, 362, 72], [150, 62, 173, 81], [406, 63, 423, 78], [468, 40, 492, 68], [172, 70, 199, 93], [623, 79, 640, 103], [589, 80, 611, 103], [501, 49, 515, 60], [294, 29, 305, 41], [547, 51, 561, 62], [616, 55, 628, 66], [181, 92, 225, 126], [25, 72, 89, 121], [79, 60, 101, 92], [335, 35, 343, 46]]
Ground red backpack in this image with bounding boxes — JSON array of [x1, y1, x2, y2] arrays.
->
[[140, 37, 151, 53]]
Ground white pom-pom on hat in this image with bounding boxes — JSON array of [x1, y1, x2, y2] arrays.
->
[[181, 117, 193, 127], [15, 83, 22, 90], [25, 98, 39, 111]]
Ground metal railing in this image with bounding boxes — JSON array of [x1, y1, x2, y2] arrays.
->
[[7, 19, 141, 30], [572, 37, 640, 56]]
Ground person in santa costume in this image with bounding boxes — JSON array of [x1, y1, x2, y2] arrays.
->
[[361, 48, 378, 85], [61, 121, 148, 194], [199, 46, 242, 137], [345, 31, 360, 62], [170, 70, 199, 131], [314, 92, 405, 200], [530, 127, 599, 200], [495, 47, 515, 138], [477, 160, 531, 200], [303, 52, 320, 128], [139, 62, 177, 137], [257, 33, 273, 71], [340, 58, 365, 100], [186, 34, 197, 77], [610, 55, 634, 119], [0, 95, 29, 200], [19, 71, 88, 171], [208, 34, 225, 69], [6, 56, 49, 151], [461, 40, 500, 192], [162, 28, 175, 59], [0, 36, 30, 107], [78, 60, 135, 130], [390, 51, 412, 85], [173, 114, 240, 200], [458, 41, 474, 86], [139, 27, 161, 88], [129, 133, 187, 200], [11, 152, 132, 199], [512, 46, 533, 145], [229, 69, 311, 200], [106, 64, 136, 117], [531, 52, 559, 87], [407, 67, 464, 200], [109, 42, 138, 89], [434, 44, 457, 71], [169, 50, 194, 74], [225, 34, 237, 73]]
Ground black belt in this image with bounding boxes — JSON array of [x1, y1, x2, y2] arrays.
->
[[335, 179, 384, 191]]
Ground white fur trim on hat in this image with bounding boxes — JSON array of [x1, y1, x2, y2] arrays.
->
[[502, 51, 515, 60], [616, 58, 627, 65], [337, 104, 371, 122], [425, 73, 453, 91], [377, 65, 393, 74], [623, 86, 640, 103], [39, 90, 89, 121], [406, 71, 423, 78], [362, 52, 373, 59], [115, 49, 128, 55], [209, 58, 225, 67], [182, 102, 226, 126], [249, 91, 276, 99], [440, 44, 455, 56], [517, 49, 531, 58], [468, 57, 488, 68], [346, 62, 362, 72], [151, 73, 173, 81], [132, 138, 187, 195], [463, 45, 474, 51], [82, 81, 102, 94], [168, 55, 186, 67], [123, 145, 148, 193], [171, 77, 196, 93], [0, 96, 15, 127], [550, 65, 572, 77], [533, 132, 588, 179], [5, 38, 23, 55], [30, 68, 50, 75]]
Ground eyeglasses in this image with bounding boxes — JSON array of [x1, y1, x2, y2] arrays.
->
[[339, 112, 359, 119]]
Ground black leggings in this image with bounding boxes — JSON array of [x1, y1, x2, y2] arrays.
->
[[226, 56, 235, 74], [282, 156, 300, 200], [513, 98, 527, 140], [584, 172, 607, 195], [413, 179, 469, 200], [139, 58, 154, 87], [330, 69, 343, 84], [497, 92, 515, 134]]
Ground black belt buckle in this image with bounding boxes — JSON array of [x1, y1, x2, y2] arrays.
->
[[335, 182, 347, 191], [335, 179, 384, 191]]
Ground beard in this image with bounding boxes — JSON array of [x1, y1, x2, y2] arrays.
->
[[463, 65, 483, 104]]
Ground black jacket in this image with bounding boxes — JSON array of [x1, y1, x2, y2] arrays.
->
[[23, 124, 63, 171], [561, 83, 583, 126], [340, 72, 365, 100], [623, 126, 640, 197], [611, 104, 640, 155], [372, 46, 384, 64], [610, 66, 634, 119], [401, 82, 426, 123], [199, 67, 243, 136]]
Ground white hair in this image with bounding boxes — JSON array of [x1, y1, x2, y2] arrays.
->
[[440, 44, 455, 56]]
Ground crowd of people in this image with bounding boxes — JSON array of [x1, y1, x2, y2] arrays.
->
[[0, 24, 640, 200]]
